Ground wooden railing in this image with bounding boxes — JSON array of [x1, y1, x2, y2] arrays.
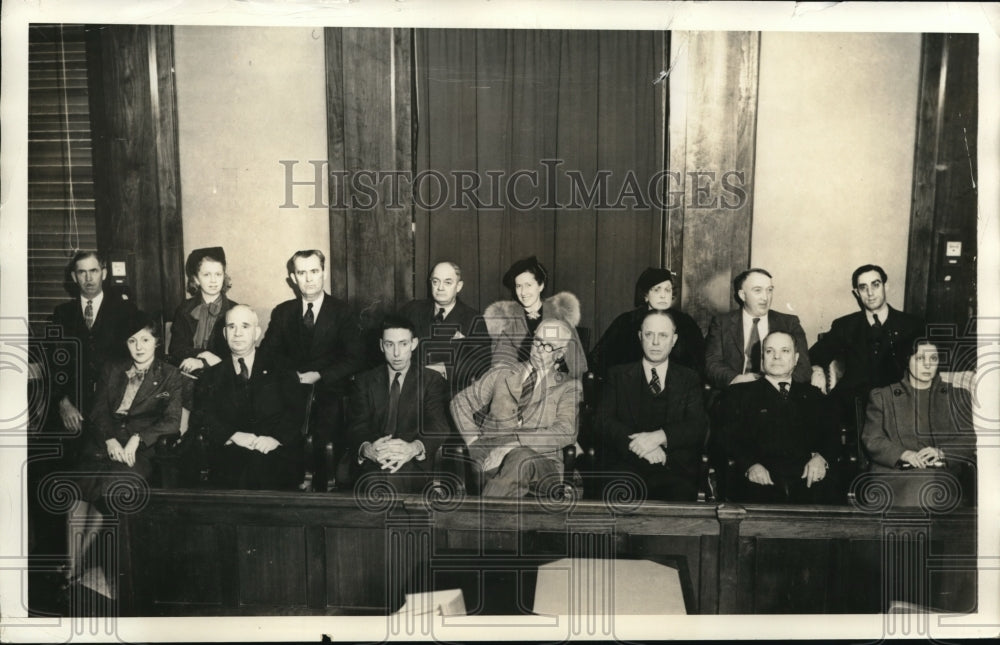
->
[[115, 488, 976, 618]]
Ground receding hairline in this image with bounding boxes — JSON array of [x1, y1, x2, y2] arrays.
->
[[430, 261, 462, 281], [225, 304, 259, 326], [762, 330, 795, 349]]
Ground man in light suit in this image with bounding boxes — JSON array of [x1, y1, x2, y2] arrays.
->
[[260, 249, 368, 490], [198, 305, 306, 490], [347, 315, 451, 494], [704, 268, 811, 390], [49, 251, 137, 457], [451, 318, 586, 498], [809, 264, 925, 430], [720, 331, 841, 504], [597, 310, 708, 502]]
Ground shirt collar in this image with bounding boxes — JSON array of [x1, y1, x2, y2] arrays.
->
[[387, 363, 410, 386], [764, 375, 791, 391], [302, 292, 325, 317], [641, 358, 668, 384], [233, 350, 256, 376], [81, 290, 104, 311], [434, 301, 456, 318], [126, 360, 151, 378], [864, 305, 890, 326]]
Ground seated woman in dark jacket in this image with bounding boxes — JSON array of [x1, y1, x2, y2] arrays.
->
[[167, 247, 237, 379], [862, 340, 976, 507], [64, 314, 183, 586], [589, 267, 705, 378]]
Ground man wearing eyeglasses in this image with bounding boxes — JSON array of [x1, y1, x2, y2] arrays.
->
[[808, 264, 924, 431], [450, 318, 586, 497], [596, 310, 708, 502]]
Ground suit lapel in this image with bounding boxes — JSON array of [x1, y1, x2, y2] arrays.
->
[[128, 361, 161, 410], [309, 294, 335, 349], [728, 311, 744, 353], [623, 363, 644, 422]]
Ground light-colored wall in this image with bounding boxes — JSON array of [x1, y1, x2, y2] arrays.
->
[[752, 32, 921, 346], [174, 26, 328, 334]]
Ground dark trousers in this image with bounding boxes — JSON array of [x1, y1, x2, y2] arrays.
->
[[602, 455, 700, 503], [730, 461, 840, 505], [355, 458, 433, 496], [211, 443, 302, 491]]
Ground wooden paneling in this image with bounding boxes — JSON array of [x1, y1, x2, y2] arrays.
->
[[118, 490, 977, 616], [86, 25, 184, 319], [675, 32, 761, 331], [326, 527, 389, 610], [237, 526, 307, 606], [325, 28, 414, 313], [906, 34, 979, 334]]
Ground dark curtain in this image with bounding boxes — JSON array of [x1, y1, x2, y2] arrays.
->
[[414, 29, 668, 339]]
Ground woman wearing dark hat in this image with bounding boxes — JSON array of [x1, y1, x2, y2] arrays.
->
[[167, 247, 237, 378], [589, 268, 705, 378], [63, 313, 184, 587], [484, 256, 583, 368]]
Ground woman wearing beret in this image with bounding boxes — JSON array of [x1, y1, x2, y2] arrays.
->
[[862, 340, 976, 507], [64, 314, 184, 587], [484, 256, 583, 369], [167, 247, 237, 408], [589, 268, 705, 379]]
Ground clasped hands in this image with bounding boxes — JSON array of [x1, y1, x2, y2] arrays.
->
[[899, 446, 944, 469], [746, 454, 828, 488], [228, 431, 282, 454], [628, 429, 668, 465], [105, 435, 141, 467], [361, 436, 422, 473]]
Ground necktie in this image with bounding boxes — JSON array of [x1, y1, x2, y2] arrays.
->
[[517, 367, 537, 425], [384, 371, 401, 437], [237, 357, 249, 382], [869, 313, 883, 354], [303, 302, 315, 330], [84, 300, 94, 329], [649, 367, 662, 394], [746, 317, 761, 373], [434, 307, 445, 323], [779, 381, 790, 400]]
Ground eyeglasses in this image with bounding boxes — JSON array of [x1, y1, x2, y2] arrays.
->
[[532, 339, 565, 353]]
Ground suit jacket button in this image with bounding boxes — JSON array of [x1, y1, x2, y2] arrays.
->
[[893, 388, 902, 396]]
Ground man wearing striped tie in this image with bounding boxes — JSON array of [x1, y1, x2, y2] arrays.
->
[[596, 310, 708, 502], [451, 318, 587, 497], [49, 251, 137, 459]]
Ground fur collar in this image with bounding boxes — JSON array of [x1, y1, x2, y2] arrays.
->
[[483, 291, 581, 339]]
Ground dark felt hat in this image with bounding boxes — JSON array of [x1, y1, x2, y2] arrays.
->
[[502, 256, 548, 291], [185, 247, 227, 277], [634, 267, 674, 307]]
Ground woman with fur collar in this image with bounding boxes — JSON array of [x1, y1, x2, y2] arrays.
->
[[484, 256, 581, 368]]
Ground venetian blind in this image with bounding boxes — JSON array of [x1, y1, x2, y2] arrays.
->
[[28, 24, 98, 333]]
